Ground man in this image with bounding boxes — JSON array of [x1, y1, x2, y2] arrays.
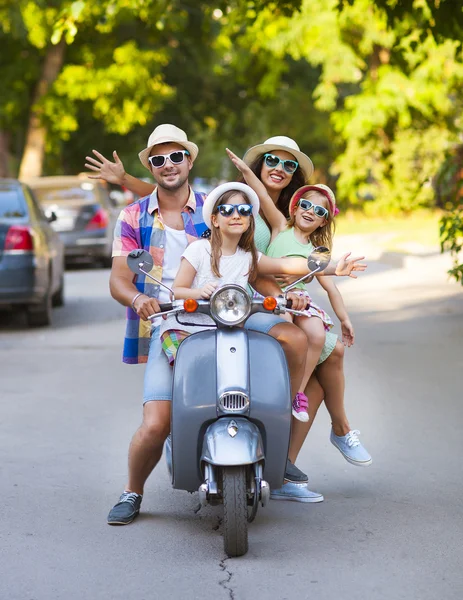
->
[[92, 124, 316, 525]]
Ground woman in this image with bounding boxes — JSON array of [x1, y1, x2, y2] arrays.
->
[[85, 136, 369, 502]]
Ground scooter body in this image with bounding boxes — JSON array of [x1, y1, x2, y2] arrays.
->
[[170, 327, 291, 493]]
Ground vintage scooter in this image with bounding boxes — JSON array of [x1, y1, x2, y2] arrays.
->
[[127, 246, 331, 557]]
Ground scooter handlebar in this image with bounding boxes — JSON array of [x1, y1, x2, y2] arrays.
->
[[159, 303, 173, 312], [285, 298, 310, 311]]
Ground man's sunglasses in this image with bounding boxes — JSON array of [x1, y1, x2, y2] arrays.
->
[[148, 150, 190, 169], [216, 204, 253, 217], [264, 153, 299, 174], [298, 199, 329, 219]]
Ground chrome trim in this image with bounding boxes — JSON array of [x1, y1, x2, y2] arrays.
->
[[220, 391, 250, 413], [198, 483, 208, 505], [260, 481, 270, 507], [3, 249, 34, 255]]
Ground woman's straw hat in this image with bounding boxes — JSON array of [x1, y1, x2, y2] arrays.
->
[[243, 135, 314, 180]]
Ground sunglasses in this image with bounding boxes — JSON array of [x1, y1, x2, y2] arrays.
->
[[264, 153, 299, 174], [216, 204, 253, 217], [148, 150, 190, 169], [298, 199, 329, 219]]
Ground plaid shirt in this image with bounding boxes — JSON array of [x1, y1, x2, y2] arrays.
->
[[112, 187, 207, 364]]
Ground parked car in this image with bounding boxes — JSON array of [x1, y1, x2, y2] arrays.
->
[[25, 175, 122, 267], [0, 179, 65, 327]]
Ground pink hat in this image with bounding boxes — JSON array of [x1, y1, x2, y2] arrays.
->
[[289, 184, 339, 217]]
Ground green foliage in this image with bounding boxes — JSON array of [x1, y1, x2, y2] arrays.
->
[[0, 0, 462, 288], [437, 147, 463, 283]]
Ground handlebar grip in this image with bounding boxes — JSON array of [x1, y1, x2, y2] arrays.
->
[[286, 298, 310, 311], [159, 303, 173, 312]]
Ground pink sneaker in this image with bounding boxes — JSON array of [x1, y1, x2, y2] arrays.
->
[[292, 392, 309, 422]]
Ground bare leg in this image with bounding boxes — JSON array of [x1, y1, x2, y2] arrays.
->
[[288, 374, 325, 462], [126, 400, 171, 495], [316, 340, 351, 436], [293, 316, 325, 393], [267, 321, 308, 399]]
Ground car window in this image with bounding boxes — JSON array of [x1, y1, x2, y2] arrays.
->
[[33, 184, 95, 204], [0, 187, 26, 219]]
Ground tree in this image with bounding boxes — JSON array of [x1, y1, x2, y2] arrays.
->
[[236, 0, 463, 214]]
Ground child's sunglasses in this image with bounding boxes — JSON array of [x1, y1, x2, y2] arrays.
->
[[298, 199, 329, 219], [148, 150, 190, 169], [264, 153, 299, 174], [216, 203, 253, 217]]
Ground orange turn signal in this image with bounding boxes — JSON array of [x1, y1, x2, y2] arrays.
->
[[263, 296, 278, 311], [183, 298, 199, 313]]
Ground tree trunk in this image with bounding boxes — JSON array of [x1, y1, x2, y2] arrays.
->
[[19, 39, 66, 179], [0, 130, 11, 177]]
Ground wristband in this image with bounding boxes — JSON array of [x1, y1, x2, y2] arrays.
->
[[131, 292, 144, 312]]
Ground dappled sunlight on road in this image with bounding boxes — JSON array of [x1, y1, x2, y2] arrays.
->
[[333, 258, 462, 325]]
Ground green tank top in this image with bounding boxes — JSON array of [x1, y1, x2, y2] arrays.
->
[[254, 214, 271, 253], [267, 228, 314, 290]]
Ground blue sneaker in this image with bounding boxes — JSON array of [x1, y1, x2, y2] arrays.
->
[[270, 482, 324, 503], [330, 429, 372, 467]]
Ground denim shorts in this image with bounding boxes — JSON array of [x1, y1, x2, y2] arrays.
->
[[143, 315, 285, 404], [143, 326, 174, 403]]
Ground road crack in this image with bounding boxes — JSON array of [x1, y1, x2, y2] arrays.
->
[[219, 557, 235, 600]]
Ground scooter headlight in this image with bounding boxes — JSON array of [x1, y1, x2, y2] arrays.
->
[[209, 284, 251, 326]]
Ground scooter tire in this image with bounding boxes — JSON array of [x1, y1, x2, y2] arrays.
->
[[222, 466, 248, 558]]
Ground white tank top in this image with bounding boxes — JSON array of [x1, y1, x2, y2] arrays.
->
[[158, 223, 188, 303]]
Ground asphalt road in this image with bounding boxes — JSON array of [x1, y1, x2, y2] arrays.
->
[[1, 258, 462, 600]]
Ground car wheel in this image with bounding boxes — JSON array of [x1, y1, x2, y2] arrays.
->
[[52, 273, 65, 307], [27, 291, 52, 327]]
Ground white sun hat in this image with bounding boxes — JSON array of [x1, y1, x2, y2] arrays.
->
[[243, 135, 314, 180], [202, 182, 260, 229], [138, 124, 199, 171]]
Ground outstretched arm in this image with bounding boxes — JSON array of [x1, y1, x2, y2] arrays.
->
[[85, 149, 156, 197], [317, 276, 354, 346], [226, 148, 287, 238], [258, 253, 367, 278]]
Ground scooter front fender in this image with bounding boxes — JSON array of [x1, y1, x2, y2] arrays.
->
[[201, 418, 264, 466]]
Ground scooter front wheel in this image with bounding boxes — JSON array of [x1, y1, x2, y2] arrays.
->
[[222, 466, 248, 557]]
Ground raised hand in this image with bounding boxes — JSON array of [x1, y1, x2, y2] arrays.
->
[[334, 253, 367, 278], [85, 150, 126, 186], [341, 318, 355, 347], [226, 147, 250, 175]]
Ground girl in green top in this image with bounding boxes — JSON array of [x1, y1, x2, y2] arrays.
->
[[227, 148, 371, 466]]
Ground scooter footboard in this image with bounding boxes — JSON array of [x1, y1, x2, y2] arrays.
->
[[201, 418, 265, 466]]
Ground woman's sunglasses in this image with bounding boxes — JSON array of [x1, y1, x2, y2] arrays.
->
[[216, 204, 253, 217], [148, 150, 190, 169], [264, 153, 299, 174], [298, 199, 329, 219]]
